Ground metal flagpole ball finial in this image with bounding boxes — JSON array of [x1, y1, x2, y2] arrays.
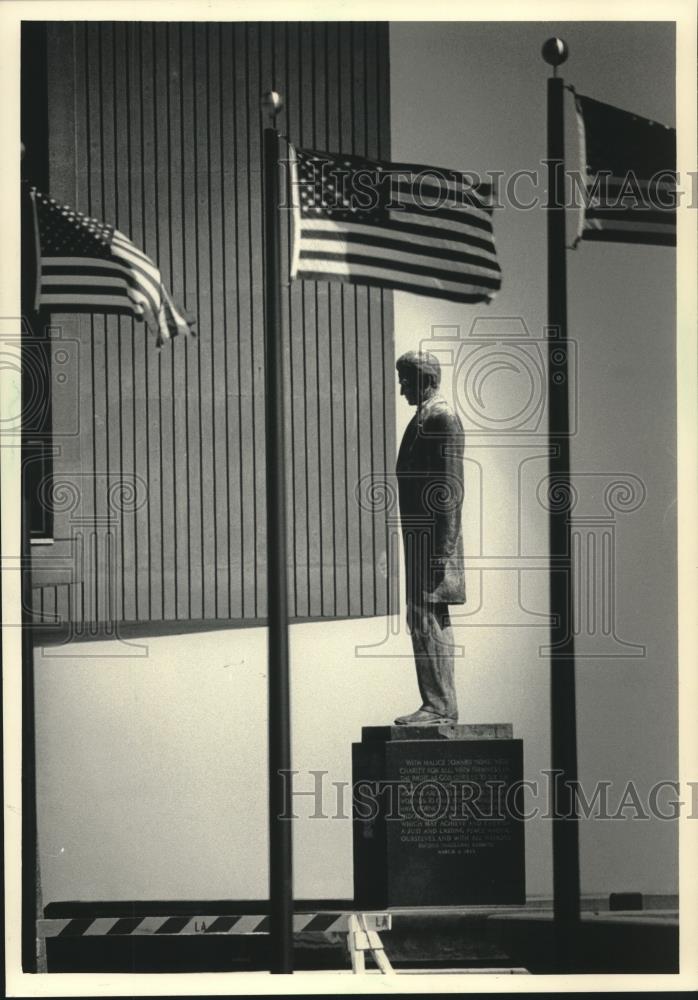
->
[[542, 37, 569, 66], [262, 90, 283, 120]]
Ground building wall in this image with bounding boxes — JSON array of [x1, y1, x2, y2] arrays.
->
[[31, 21, 395, 626], [389, 20, 678, 904], [30, 19, 678, 910], [35, 616, 558, 903]]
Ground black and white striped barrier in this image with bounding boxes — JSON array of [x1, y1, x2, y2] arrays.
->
[[38, 912, 391, 939]]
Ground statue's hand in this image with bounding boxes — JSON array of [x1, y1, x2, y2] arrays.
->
[[406, 600, 430, 638], [406, 600, 416, 635]]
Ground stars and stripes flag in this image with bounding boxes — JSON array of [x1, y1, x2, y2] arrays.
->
[[574, 93, 676, 248], [31, 188, 195, 345], [289, 146, 501, 304]]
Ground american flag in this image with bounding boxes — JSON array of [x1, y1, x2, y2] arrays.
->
[[574, 94, 676, 248], [290, 146, 501, 304], [31, 188, 194, 345]]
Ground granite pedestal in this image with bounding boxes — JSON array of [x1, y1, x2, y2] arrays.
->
[[352, 724, 525, 908]]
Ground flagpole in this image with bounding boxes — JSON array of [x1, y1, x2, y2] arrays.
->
[[20, 171, 40, 974], [261, 91, 294, 975], [542, 38, 581, 970]]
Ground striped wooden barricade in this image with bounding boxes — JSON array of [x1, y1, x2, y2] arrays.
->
[[38, 910, 391, 940]]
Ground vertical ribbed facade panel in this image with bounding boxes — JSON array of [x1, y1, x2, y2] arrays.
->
[[33, 21, 396, 627]]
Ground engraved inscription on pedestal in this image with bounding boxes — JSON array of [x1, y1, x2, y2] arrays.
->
[[352, 727, 525, 908]]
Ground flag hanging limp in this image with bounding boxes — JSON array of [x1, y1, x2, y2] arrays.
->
[[31, 189, 195, 345], [574, 94, 676, 248], [289, 146, 501, 304]]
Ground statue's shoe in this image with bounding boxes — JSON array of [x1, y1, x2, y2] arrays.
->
[[393, 708, 457, 726]]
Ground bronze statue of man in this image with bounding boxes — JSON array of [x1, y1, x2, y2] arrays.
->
[[394, 350, 465, 726]]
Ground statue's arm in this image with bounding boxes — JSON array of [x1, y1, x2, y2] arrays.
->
[[426, 410, 465, 564]]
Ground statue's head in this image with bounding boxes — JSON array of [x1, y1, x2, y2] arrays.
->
[[396, 351, 441, 407]]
